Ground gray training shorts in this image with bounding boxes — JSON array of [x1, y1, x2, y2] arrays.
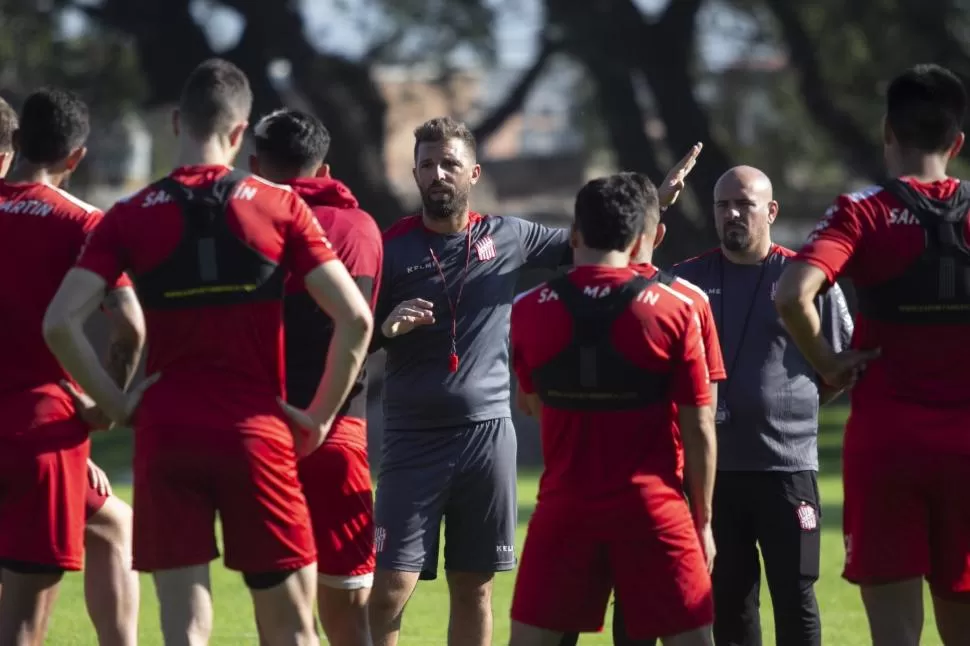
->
[[373, 417, 517, 580]]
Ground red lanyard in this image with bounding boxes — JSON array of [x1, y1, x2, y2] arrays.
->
[[428, 222, 473, 373]]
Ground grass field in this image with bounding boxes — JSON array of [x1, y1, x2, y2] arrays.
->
[[44, 407, 945, 645]]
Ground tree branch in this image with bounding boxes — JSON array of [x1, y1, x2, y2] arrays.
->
[[472, 37, 560, 145], [763, 0, 883, 181], [658, 0, 704, 36]]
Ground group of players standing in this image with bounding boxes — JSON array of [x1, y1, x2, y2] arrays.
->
[[0, 54, 968, 646]]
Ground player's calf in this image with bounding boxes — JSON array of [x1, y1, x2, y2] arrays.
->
[[246, 564, 319, 646], [447, 571, 494, 646], [153, 564, 214, 646], [85, 496, 139, 646], [860, 579, 923, 646], [659, 626, 714, 646], [932, 592, 970, 645], [509, 619, 569, 646], [317, 580, 371, 646], [369, 568, 420, 646], [0, 564, 63, 646]]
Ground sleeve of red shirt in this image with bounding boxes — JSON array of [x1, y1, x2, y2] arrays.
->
[[671, 307, 713, 408], [79, 210, 132, 290], [285, 196, 338, 281], [795, 196, 864, 283], [510, 298, 536, 394], [697, 300, 726, 381], [75, 204, 129, 288], [336, 211, 383, 311]]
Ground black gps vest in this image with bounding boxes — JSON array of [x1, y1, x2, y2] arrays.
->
[[531, 272, 673, 410], [856, 178, 970, 324], [130, 169, 286, 310]]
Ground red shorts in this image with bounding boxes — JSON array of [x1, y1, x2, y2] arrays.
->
[[85, 481, 109, 520], [298, 418, 374, 585], [0, 436, 90, 570], [843, 448, 970, 597], [132, 428, 316, 574], [511, 502, 713, 640]]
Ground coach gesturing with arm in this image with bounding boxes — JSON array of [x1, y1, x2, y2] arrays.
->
[[368, 117, 570, 646]]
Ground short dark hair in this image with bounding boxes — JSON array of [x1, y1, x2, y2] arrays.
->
[[179, 58, 253, 138], [253, 109, 331, 174], [0, 96, 17, 152], [17, 88, 90, 164], [886, 64, 967, 152], [413, 116, 477, 160], [616, 171, 661, 232], [573, 174, 648, 252]]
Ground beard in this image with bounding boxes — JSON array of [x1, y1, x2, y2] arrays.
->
[[421, 182, 469, 220], [721, 223, 752, 252]]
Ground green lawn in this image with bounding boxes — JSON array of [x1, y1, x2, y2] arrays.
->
[[46, 407, 944, 645]]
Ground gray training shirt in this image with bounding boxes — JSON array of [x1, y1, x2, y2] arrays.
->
[[376, 214, 570, 430], [672, 245, 853, 472]]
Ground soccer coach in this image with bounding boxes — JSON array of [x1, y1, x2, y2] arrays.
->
[[670, 166, 853, 646], [367, 116, 571, 646]]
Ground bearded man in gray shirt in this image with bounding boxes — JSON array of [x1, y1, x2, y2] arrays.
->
[[367, 117, 571, 646], [671, 166, 853, 646]]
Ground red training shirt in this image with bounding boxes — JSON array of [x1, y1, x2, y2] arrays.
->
[[75, 165, 336, 444], [0, 181, 130, 446], [284, 176, 382, 446], [633, 262, 726, 382], [511, 265, 712, 522], [796, 177, 970, 454]]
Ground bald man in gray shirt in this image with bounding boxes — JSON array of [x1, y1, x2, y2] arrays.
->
[[671, 167, 852, 646]]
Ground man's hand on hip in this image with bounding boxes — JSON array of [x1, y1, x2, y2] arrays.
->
[[381, 298, 435, 338]]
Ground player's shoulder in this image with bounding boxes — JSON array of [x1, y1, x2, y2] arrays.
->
[[383, 214, 423, 244], [0, 181, 98, 221], [771, 244, 798, 259], [673, 246, 720, 267], [666, 273, 710, 304], [513, 280, 551, 309], [244, 173, 294, 196], [643, 277, 697, 313], [841, 184, 885, 204], [318, 205, 382, 246], [242, 174, 305, 213], [826, 184, 890, 220], [671, 247, 720, 277], [45, 185, 101, 216]]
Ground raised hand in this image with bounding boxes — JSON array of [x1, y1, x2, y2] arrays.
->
[[659, 142, 703, 209]]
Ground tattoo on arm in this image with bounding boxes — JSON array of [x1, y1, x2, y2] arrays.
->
[[105, 336, 138, 389], [101, 288, 145, 390]]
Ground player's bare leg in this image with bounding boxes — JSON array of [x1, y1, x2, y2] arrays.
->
[[85, 496, 139, 646], [446, 571, 493, 646], [153, 564, 213, 646], [660, 625, 714, 646], [317, 583, 371, 646], [508, 619, 564, 646], [860, 579, 923, 646], [931, 593, 970, 645], [368, 568, 420, 646], [248, 563, 318, 646], [0, 569, 61, 646]]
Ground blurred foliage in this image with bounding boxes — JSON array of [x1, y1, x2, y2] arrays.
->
[[374, 0, 498, 65], [0, 2, 145, 115], [4, 0, 970, 249]]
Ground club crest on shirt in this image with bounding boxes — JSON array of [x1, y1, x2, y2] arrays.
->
[[374, 526, 387, 553], [474, 235, 497, 261], [796, 502, 818, 531]]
